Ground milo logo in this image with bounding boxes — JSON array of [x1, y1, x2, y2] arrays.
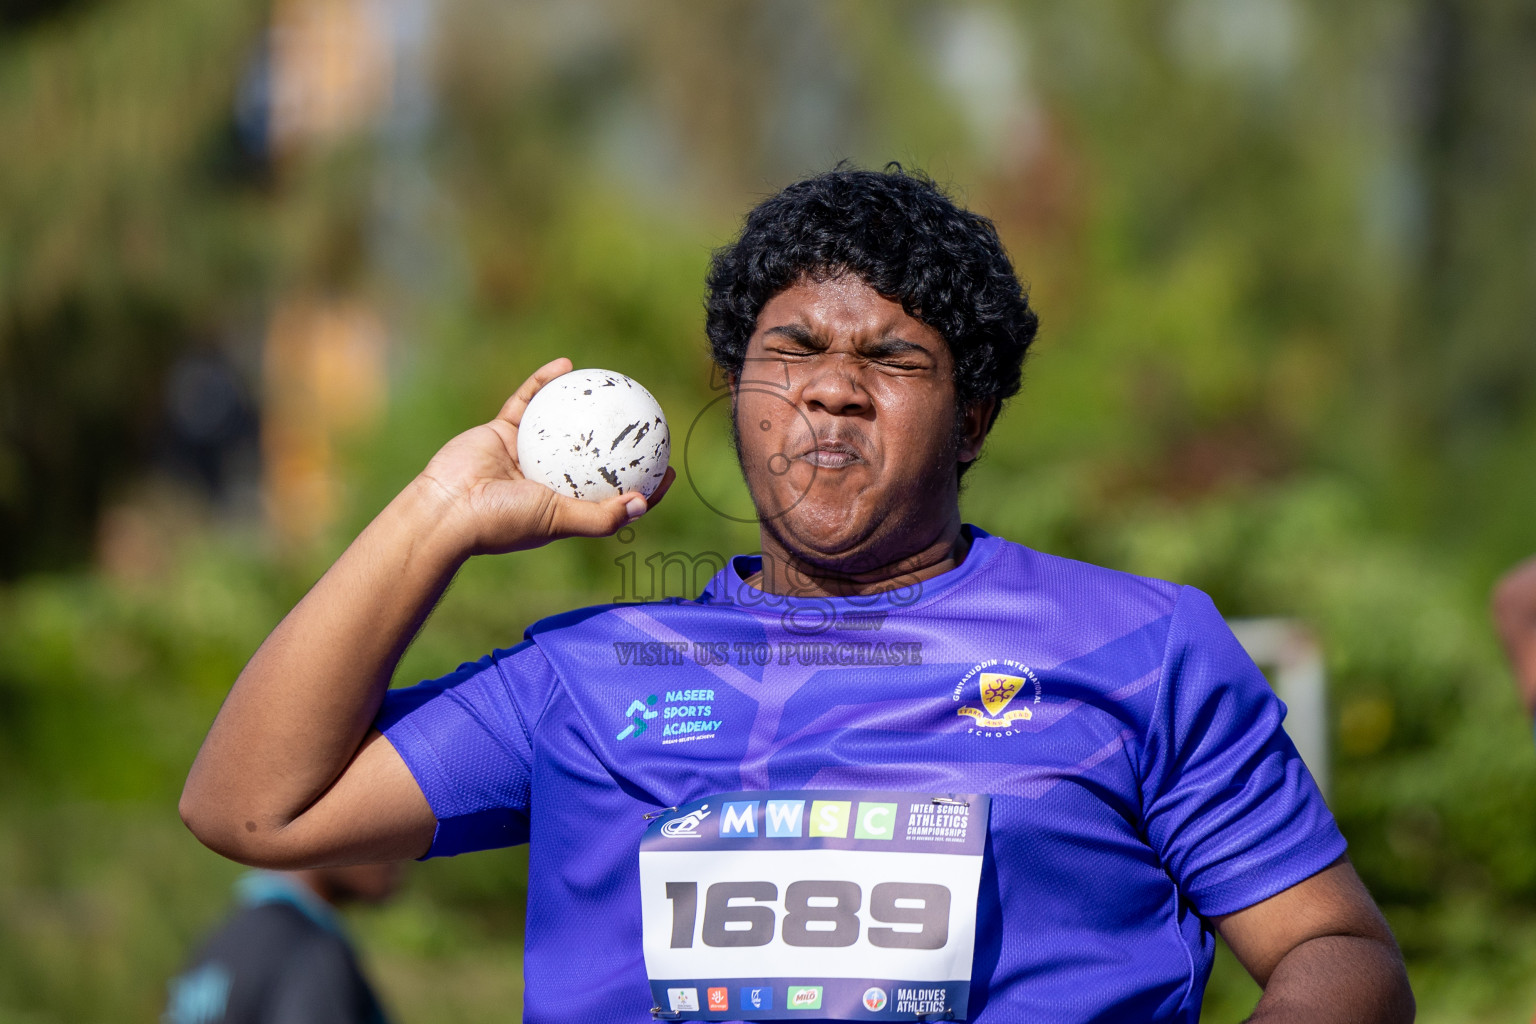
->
[[787, 986, 822, 1010]]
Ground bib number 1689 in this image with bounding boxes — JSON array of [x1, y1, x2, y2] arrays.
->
[[664, 880, 950, 950]]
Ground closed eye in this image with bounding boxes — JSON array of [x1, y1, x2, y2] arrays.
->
[[861, 337, 935, 371], [764, 324, 823, 350]]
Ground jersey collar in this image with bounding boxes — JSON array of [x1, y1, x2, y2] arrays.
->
[[698, 524, 1001, 613]]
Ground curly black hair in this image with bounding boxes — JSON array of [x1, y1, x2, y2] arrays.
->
[[705, 165, 1038, 448]]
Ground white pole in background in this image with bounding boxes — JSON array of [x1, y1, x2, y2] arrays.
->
[[1229, 618, 1329, 799]]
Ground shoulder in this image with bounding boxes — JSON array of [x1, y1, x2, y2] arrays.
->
[[525, 596, 730, 646], [280, 925, 362, 978], [174, 901, 336, 1003], [959, 533, 1246, 702], [526, 602, 640, 640], [521, 596, 755, 692], [979, 531, 1185, 625], [196, 900, 324, 959]]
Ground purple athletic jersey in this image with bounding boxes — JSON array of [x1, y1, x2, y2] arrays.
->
[[377, 527, 1344, 1023]]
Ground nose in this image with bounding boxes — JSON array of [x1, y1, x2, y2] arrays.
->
[[799, 354, 869, 415]]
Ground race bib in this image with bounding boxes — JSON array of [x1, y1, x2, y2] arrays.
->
[[640, 789, 989, 1020]]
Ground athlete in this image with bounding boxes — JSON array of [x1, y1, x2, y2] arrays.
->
[[181, 167, 1414, 1022], [163, 863, 400, 1024]]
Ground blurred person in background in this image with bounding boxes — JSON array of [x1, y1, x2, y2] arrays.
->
[[1494, 556, 1536, 718], [1493, 559, 1536, 1024], [162, 862, 401, 1024]]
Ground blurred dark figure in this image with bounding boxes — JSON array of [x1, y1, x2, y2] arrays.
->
[[0, 0, 89, 29], [1493, 557, 1536, 716], [163, 864, 402, 1024], [156, 348, 261, 511]]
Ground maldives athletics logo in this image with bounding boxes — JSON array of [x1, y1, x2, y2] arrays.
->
[[952, 659, 1041, 737]]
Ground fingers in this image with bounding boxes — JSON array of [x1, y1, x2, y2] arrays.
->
[[547, 469, 678, 539], [547, 490, 647, 540], [496, 357, 574, 426], [645, 466, 677, 511], [612, 464, 676, 523]]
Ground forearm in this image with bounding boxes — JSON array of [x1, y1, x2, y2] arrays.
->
[[181, 477, 469, 855], [1245, 934, 1414, 1024]]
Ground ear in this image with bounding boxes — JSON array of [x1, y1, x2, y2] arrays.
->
[[958, 397, 998, 463]]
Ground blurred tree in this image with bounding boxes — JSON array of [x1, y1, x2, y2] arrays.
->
[[0, 0, 273, 576], [0, 0, 90, 31], [1392, 0, 1536, 562]]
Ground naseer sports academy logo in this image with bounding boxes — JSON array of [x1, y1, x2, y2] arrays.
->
[[617, 689, 725, 746], [616, 694, 659, 740], [952, 659, 1041, 738]]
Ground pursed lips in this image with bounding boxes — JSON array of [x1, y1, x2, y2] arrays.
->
[[793, 440, 863, 468]]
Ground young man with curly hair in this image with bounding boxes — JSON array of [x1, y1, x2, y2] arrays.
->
[[180, 167, 1414, 1022]]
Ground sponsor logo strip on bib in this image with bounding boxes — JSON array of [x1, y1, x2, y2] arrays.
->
[[640, 789, 989, 1020]]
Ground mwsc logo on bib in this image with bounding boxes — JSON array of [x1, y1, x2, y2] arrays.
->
[[659, 805, 710, 838]]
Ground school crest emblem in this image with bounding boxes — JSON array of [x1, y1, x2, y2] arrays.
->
[[979, 673, 1024, 717], [953, 661, 1040, 734]]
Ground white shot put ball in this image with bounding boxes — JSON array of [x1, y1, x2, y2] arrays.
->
[[516, 368, 670, 501]]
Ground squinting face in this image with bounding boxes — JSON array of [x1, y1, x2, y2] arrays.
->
[[733, 274, 987, 574]]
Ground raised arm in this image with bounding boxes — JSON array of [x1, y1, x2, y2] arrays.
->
[[179, 358, 672, 868], [1493, 556, 1536, 716]]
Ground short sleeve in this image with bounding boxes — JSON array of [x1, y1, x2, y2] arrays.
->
[[1140, 587, 1347, 917], [376, 640, 559, 858]]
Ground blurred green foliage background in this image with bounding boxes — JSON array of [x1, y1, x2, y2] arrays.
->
[[2, 0, 1535, 1020]]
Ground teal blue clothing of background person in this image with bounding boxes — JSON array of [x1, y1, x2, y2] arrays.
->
[[163, 871, 391, 1024]]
